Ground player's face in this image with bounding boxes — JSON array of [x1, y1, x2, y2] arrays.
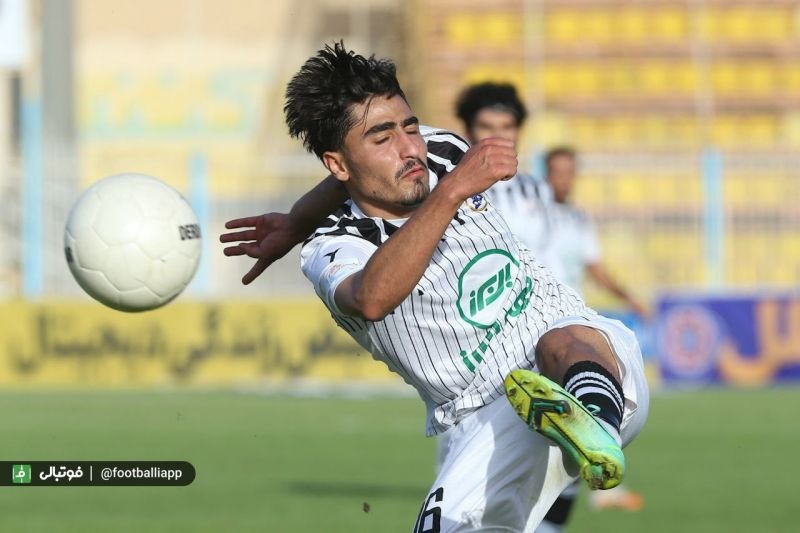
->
[[547, 154, 577, 203], [325, 95, 429, 219], [468, 108, 520, 147]]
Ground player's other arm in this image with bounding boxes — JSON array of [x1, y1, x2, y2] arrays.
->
[[585, 263, 649, 319], [335, 139, 517, 321], [580, 217, 649, 318], [220, 174, 348, 284]]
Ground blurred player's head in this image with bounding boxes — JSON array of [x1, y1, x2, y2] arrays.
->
[[285, 42, 429, 218], [455, 83, 528, 147], [545, 147, 577, 203]]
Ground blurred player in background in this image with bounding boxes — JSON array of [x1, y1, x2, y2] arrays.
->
[[455, 83, 551, 256], [454, 83, 646, 532], [221, 43, 649, 532], [542, 147, 649, 320]]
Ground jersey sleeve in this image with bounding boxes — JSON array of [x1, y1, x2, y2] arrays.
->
[[300, 236, 378, 316], [421, 126, 470, 187]]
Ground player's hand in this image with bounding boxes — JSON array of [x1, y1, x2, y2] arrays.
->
[[219, 213, 307, 284], [441, 138, 517, 200], [629, 298, 653, 322]]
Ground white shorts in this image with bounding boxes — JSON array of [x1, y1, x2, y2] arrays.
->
[[417, 315, 649, 533]]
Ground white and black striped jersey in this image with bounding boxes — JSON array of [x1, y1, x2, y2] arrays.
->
[[487, 173, 601, 294], [539, 202, 601, 294], [485, 173, 551, 257], [300, 126, 595, 436]]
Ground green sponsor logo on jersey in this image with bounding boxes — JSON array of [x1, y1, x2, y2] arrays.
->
[[456, 249, 533, 371], [457, 249, 519, 329]]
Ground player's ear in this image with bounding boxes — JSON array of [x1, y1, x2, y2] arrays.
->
[[323, 151, 349, 183]]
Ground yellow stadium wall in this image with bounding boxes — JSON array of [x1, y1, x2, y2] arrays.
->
[[0, 300, 399, 388]]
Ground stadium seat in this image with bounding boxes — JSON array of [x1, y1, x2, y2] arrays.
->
[[722, 7, 758, 42], [744, 115, 779, 147], [606, 62, 634, 96], [574, 176, 605, 207], [711, 62, 739, 96], [617, 8, 647, 43], [572, 63, 601, 97], [546, 9, 582, 44], [745, 62, 778, 96], [724, 176, 749, 207], [583, 9, 614, 43], [444, 13, 475, 46], [483, 12, 521, 47], [639, 61, 672, 96], [651, 7, 688, 41], [461, 64, 525, 90]]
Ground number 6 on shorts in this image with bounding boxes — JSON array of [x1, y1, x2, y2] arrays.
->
[[414, 487, 444, 533]]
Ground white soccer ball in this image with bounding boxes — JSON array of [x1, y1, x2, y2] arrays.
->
[[64, 173, 202, 312]]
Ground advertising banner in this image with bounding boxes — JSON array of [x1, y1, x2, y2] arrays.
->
[[656, 293, 800, 386], [0, 300, 398, 388]]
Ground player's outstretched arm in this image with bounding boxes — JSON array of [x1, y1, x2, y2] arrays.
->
[[220, 174, 349, 284], [335, 138, 517, 321], [586, 262, 650, 319]]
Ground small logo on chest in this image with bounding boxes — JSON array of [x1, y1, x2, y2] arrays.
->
[[466, 194, 488, 212]]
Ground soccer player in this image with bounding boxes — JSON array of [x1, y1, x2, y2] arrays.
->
[[541, 147, 648, 319], [454, 84, 647, 531], [455, 83, 551, 257], [220, 43, 649, 532]]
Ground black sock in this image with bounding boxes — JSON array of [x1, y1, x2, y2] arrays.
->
[[562, 361, 624, 432], [541, 492, 577, 527]]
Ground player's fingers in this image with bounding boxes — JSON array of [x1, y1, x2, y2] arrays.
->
[[222, 244, 254, 256], [242, 258, 271, 285], [224, 216, 260, 229], [238, 242, 263, 257], [490, 152, 518, 164], [219, 229, 258, 243], [490, 155, 518, 174], [479, 137, 515, 149]]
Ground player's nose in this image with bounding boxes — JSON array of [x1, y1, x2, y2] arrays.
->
[[397, 130, 424, 160]]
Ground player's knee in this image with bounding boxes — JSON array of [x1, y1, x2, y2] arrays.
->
[[535, 327, 573, 374], [535, 325, 608, 381]]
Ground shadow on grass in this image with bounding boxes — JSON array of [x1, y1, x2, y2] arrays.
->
[[286, 480, 426, 500]]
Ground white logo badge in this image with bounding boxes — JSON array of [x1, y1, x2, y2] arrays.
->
[[465, 194, 488, 212]]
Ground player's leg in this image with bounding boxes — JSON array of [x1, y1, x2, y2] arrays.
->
[[539, 314, 650, 449], [413, 397, 577, 533], [434, 428, 452, 476], [505, 316, 649, 490], [506, 325, 627, 489], [534, 479, 579, 533]]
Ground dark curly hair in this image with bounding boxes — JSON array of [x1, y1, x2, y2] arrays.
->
[[284, 41, 407, 160], [455, 82, 528, 131], [545, 146, 576, 170]]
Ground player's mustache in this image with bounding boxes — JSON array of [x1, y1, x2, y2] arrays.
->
[[396, 158, 428, 180]]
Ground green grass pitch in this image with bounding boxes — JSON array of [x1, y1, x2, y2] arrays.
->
[[0, 387, 795, 532]]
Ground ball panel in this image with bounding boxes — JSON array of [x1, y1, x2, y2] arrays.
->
[[69, 268, 121, 307], [146, 249, 194, 298], [132, 180, 178, 218], [93, 201, 143, 246], [65, 188, 102, 234], [116, 287, 163, 313], [137, 217, 175, 260], [102, 243, 153, 291], [71, 227, 109, 271]]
